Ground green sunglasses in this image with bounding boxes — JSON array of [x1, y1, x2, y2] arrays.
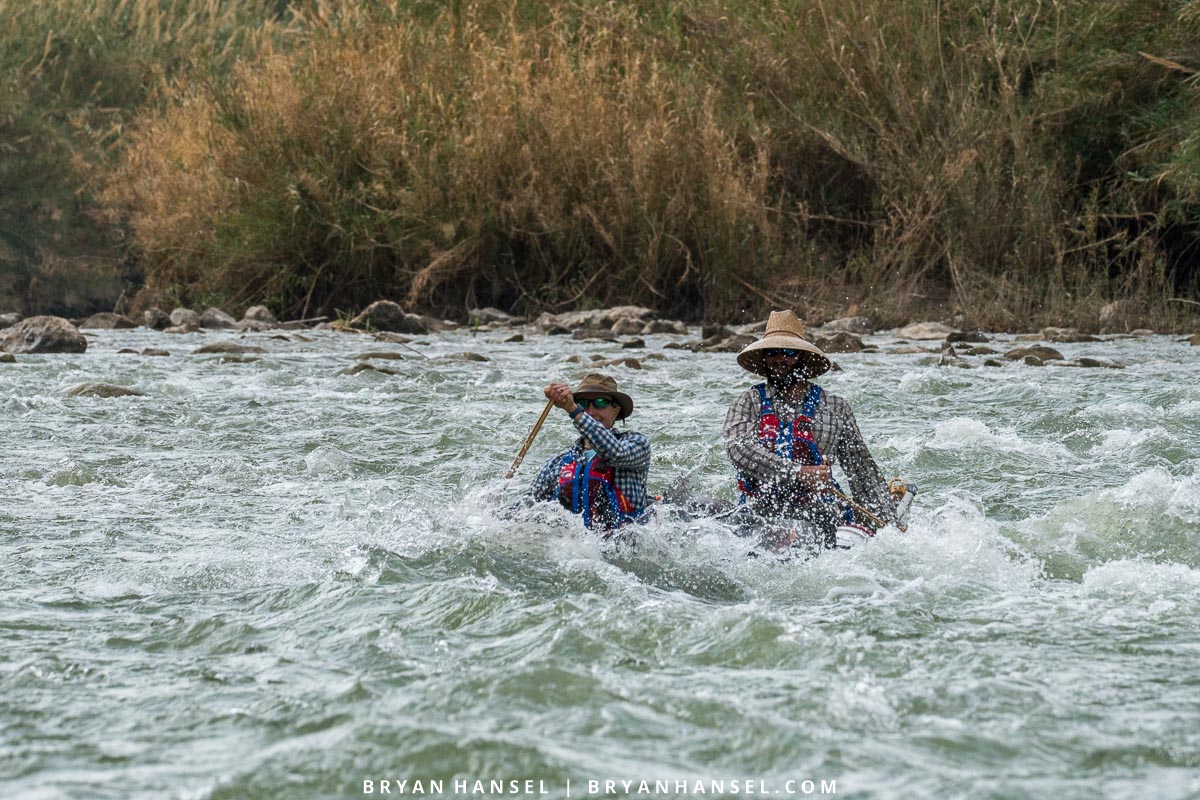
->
[[577, 397, 616, 410]]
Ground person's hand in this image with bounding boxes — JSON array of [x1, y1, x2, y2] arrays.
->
[[795, 464, 831, 490], [544, 383, 577, 413]]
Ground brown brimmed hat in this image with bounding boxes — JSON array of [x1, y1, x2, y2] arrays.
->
[[574, 373, 633, 420], [736, 310, 831, 378]]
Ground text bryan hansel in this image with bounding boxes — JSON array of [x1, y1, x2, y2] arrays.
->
[[363, 779, 549, 795]]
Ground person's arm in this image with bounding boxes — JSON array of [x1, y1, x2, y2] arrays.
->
[[833, 405, 896, 524], [723, 389, 827, 488], [572, 413, 650, 467], [525, 451, 567, 502]]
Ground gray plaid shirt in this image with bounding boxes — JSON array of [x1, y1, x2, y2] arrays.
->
[[526, 412, 651, 510], [723, 382, 896, 523]]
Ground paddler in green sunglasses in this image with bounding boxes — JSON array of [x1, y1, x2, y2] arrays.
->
[[522, 374, 651, 530]]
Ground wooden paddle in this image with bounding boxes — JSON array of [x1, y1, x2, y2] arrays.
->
[[505, 398, 555, 479]]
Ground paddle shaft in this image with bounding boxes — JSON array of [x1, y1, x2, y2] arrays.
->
[[822, 485, 900, 531], [505, 399, 555, 479]]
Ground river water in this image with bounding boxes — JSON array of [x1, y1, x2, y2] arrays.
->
[[2, 326, 1198, 800]]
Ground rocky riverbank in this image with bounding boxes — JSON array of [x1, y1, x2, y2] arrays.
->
[[3, 300, 1197, 387]]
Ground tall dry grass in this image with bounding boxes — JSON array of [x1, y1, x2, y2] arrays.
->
[[110, 4, 783, 320], [104, 0, 1200, 328]]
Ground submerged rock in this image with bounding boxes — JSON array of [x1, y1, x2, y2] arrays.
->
[[1069, 357, 1126, 369], [67, 382, 144, 398], [355, 351, 406, 361], [444, 352, 490, 362], [343, 363, 398, 376], [592, 357, 642, 369], [1005, 345, 1064, 362], [1, 316, 87, 354], [193, 342, 267, 355]]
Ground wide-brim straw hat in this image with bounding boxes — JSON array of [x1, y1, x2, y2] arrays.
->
[[574, 373, 633, 420], [736, 310, 831, 378]]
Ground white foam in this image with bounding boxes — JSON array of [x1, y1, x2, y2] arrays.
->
[[925, 417, 1070, 458]]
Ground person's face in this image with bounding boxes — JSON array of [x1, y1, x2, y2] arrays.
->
[[763, 348, 805, 383], [579, 396, 621, 429]]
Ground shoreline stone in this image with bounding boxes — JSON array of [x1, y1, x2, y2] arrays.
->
[[1, 316, 87, 354]]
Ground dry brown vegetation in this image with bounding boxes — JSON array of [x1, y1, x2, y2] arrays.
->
[[11, 0, 1200, 328]]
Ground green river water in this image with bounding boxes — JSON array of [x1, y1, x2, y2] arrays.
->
[[2, 326, 1198, 800]]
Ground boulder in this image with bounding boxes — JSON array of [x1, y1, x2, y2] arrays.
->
[[813, 331, 864, 353], [701, 333, 757, 353], [1190, 333, 1200, 346], [169, 307, 200, 329], [193, 342, 267, 355], [503, 334, 525, 343], [67, 382, 144, 398], [343, 363, 398, 376], [0, 316, 87, 354], [1005, 345, 1064, 362], [443, 352, 490, 362], [701, 324, 736, 340], [821, 316, 872, 334], [572, 329, 617, 342], [350, 300, 427, 334], [80, 312, 138, 329], [621, 338, 646, 349], [536, 306, 655, 332], [611, 318, 644, 336], [0, 353, 14, 363], [1041, 327, 1099, 343], [1129, 329, 1155, 336], [1023, 355, 1046, 367], [143, 308, 171, 330], [641, 319, 688, 335], [946, 330, 989, 343], [897, 321, 957, 340], [200, 307, 239, 329], [242, 305, 277, 324], [0, 312, 21, 329], [964, 346, 999, 356], [468, 307, 523, 325], [1071, 357, 1125, 369]]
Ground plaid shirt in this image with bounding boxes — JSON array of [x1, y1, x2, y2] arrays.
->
[[526, 412, 652, 511], [723, 382, 896, 523]]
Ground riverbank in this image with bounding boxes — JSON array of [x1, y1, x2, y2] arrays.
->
[[3, 1, 1199, 328]]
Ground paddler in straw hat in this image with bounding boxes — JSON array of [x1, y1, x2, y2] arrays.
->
[[522, 373, 651, 530], [724, 310, 896, 546]]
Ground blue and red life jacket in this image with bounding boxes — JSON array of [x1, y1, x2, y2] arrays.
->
[[557, 451, 639, 530], [737, 383, 854, 523]]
